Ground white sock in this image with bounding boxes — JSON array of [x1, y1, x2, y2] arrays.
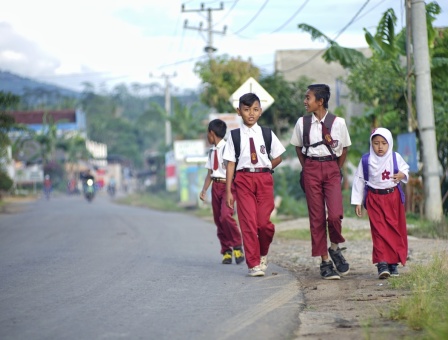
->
[[330, 243, 339, 251]]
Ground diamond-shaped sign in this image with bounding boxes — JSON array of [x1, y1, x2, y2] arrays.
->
[[229, 77, 275, 111]]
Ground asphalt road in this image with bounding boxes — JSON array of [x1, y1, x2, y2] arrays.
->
[[0, 193, 303, 340]]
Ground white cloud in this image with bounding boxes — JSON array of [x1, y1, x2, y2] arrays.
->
[[1, 0, 447, 93]]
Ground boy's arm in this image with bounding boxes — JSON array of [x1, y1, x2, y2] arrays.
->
[[271, 156, 282, 169], [295, 146, 306, 168], [337, 147, 348, 169], [200, 170, 212, 201], [225, 161, 236, 208]]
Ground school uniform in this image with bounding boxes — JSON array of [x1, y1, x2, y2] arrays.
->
[[205, 139, 243, 255], [351, 128, 409, 266], [290, 112, 351, 257], [223, 123, 286, 268]]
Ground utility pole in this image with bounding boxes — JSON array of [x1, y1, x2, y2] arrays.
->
[[182, 2, 227, 59], [149, 72, 176, 147], [410, 0, 443, 221], [405, 0, 413, 133]]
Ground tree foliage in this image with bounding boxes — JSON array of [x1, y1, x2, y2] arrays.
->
[[194, 55, 260, 112]]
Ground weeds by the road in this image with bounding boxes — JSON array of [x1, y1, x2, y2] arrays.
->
[[388, 251, 448, 339], [116, 192, 184, 212]]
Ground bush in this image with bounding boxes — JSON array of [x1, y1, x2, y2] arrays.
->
[[0, 170, 13, 194]]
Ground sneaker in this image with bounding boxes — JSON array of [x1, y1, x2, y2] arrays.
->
[[320, 261, 340, 280], [233, 248, 245, 265], [388, 264, 399, 277], [260, 256, 268, 271], [328, 247, 350, 276], [377, 262, 390, 279], [248, 266, 265, 277], [222, 250, 232, 264]]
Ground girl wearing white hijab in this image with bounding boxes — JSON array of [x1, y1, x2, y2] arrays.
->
[[351, 127, 409, 279]]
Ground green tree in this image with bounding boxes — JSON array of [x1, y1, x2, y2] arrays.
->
[[259, 73, 312, 136], [0, 92, 20, 196], [194, 55, 260, 112], [163, 100, 209, 141], [298, 2, 448, 212]]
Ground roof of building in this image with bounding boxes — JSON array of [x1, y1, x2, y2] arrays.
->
[[7, 109, 77, 124]]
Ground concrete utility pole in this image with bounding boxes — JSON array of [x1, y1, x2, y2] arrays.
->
[[410, 0, 443, 221], [182, 2, 227, 59], [149, 72, 176, 147]]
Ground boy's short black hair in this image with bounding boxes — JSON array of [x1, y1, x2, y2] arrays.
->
[[308, 84, 330, 109], [208, 119, 227, 138], [239, 93, 260, 108]]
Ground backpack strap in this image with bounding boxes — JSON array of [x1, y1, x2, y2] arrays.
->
[[361, 153, 370, 209], [231, 126, 272, 167], [261, 126, 272, 158], [303, 113, 337, 158], [393, 152, 406, 205]]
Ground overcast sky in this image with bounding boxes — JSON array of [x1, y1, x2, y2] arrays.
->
[[0, 0, 447, 94]]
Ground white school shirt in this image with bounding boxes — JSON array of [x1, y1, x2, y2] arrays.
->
[[204, 139, 227, 179], [223, 123, 286, 171], [290, 112, 351, 157]]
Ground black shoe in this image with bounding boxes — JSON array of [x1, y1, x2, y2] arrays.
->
[[388, 264, 399, 277], [377, 262, 390, 279], [222, 250, 232, 264], [328, 247, 350, 276], [320, 261, 340, 280], [233, 247, 245, 265]]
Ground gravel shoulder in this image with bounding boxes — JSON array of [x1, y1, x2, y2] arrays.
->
[[270, 217, 448, 339]]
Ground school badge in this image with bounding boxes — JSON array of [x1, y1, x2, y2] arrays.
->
[[324, 134, 339, 148], [260, 145, 266, 154]]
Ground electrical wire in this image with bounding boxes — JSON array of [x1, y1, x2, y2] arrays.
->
[[212, 0, 239, 28], [232, 0, 269, 35], [270, 0, 310, 34], [282, 0, 371, 73]]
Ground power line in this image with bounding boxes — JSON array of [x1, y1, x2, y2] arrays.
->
[[182, 2, 227, 59], [270, 0, 310, 34], [281, 0, 371, 73], [232, 0, 269, 35]]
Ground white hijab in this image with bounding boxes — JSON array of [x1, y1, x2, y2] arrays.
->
[[368, 127, 395, 188]]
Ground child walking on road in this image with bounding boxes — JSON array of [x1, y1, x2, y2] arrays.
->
[[200, 119, 245, 265], [351, 127, 409, 279], [290, 84, 351, 280], [223, 93, 286, 277]]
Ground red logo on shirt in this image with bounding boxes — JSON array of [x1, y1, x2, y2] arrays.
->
[[382, 169, 390, 180]]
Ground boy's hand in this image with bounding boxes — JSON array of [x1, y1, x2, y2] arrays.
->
[[199, 190, 206, 201], [355, 205, 362, 217], [226, 191, 234, 208]]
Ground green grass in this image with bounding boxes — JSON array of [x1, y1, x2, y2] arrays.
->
[[116, 192, 184, 212], [388, 252, 448, 339]]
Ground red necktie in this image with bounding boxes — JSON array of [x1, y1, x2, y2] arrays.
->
[[249, 137, 258, 164], [213, 149, 219, 170]]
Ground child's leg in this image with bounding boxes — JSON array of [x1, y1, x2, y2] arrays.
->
[[219, 184, 243, 248], [323, 162, 345, 245], [234, 173, 260, 268], [254, 173, 275, 257], [211, 183, 232, 254]]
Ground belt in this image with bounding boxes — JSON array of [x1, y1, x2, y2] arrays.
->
[[211, 177, 226, 183], [367, 186, 395, 195], [237, 168, 273, 173], [307, 156, 336, 162]]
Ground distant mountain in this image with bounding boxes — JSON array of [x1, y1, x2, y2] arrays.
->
[[0, 70, 80, 98]]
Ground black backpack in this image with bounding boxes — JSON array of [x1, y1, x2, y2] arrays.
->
[[302, 113, 337, 157], [230, 127, 272, 168]]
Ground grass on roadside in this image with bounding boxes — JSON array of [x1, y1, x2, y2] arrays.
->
[[388, 251, 448, 339], [116, 192, 185, 212]]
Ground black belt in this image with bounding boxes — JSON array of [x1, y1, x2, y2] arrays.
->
[[307, 156, 336, 162], [211, 177, 226, 183], [367, 186, 395, 195], [237, 168, 273, 173]]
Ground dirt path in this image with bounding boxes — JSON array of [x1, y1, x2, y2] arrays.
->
[[270, 218, 448, 339]]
